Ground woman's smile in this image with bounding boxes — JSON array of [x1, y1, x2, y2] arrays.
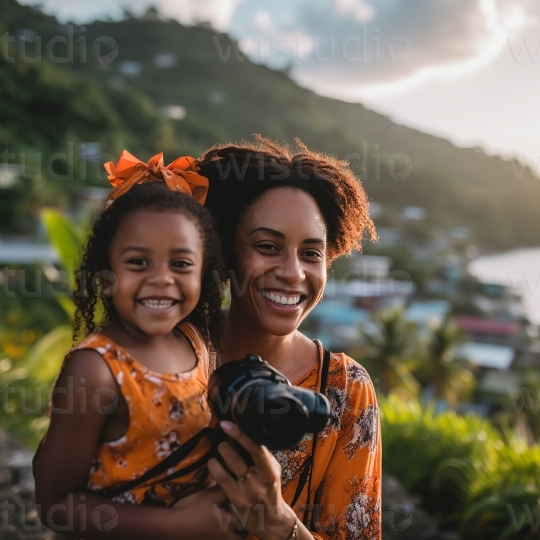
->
[[232, 187, 327, 337], [259, 290, 305, 307], [259, 289, 307, 312]]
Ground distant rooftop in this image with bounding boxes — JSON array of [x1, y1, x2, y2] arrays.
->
[[455, 315, 520, 336], [457, 342, 515, 370], [0, 243, 57, 264], [405, 300, 451, 326], [310, 300, 369, 326], [346, 279, 415, 298], [401, 206, 426, 221]]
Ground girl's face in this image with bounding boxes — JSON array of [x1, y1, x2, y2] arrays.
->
[[106, 210, 204, 337], [232, 187, 327, 337]]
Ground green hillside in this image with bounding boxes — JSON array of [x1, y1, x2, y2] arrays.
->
[[1, 0, 538, 248]]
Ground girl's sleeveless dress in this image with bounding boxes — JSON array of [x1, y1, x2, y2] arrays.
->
[[48, 321, 213, 507]]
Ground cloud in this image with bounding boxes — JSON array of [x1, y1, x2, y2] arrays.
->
[[228, 0, 524, 96], [19, 0, 244, 31], [334, 0, 375, 23], [297, 0, 498, 85], [160, 0, 245, 32]]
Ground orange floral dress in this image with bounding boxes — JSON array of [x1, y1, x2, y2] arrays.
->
[[276, 342, 382, 540], [64, 322, 212, 507]]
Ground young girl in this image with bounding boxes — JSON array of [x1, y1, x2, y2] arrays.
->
[[33, 151, 233, 537]]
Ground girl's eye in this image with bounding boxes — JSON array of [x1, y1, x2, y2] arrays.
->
[[172, 260, 191, 268], [127, 258, 147, 266]]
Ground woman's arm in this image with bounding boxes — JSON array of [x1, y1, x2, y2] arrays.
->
[[208, 362, 382, 540], [34, 350, 243, 540], [308, 363, 382, 539]]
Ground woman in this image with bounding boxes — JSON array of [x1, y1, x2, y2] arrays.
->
[[197, 136, 381, 540]]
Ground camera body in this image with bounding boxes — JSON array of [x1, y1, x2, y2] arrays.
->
[[208, 354, 330, 450]]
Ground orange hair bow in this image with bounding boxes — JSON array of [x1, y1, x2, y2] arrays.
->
[[103, 150, 209, 208]]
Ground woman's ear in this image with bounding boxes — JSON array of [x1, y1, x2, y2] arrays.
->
[[95, 270, 117, 297]]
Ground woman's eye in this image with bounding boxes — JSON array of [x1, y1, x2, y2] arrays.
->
[[257, 243, 277, 252], [303, 250, 323, 259]]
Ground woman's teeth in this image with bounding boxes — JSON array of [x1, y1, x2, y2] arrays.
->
[[262, 291, 301, 306], [141, 299, 175, 310]]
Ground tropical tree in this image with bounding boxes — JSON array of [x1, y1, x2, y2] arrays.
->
[[359, 308, 421, 397], [416, 316, 476, 406]]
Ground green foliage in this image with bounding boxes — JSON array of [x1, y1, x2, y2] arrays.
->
[[381, 395, 540, 539], [0, 210, 84, 447], [0, 325, 72, 447], [41, 209, 84, 291], [415, 316, 476, 405], [359, 309, 421, 397]]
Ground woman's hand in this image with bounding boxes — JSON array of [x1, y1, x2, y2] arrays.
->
[[207, 421, 298, 540], [173, 485, 248, 540]]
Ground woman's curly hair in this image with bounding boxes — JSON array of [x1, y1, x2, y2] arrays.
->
[[73, 182, 227, 349], [197, 135, 376, 270]]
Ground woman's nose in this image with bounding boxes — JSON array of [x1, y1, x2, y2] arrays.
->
[[274, 253, 305, 283]]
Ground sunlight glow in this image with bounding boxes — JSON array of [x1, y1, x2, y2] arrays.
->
[[355, 0, 507, 99], [504, 7, 525, 31]]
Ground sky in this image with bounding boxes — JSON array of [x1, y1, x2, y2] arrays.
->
[[20, 0, 540, 170]]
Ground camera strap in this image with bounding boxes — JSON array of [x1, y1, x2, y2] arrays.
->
[[291, 347, 331, 527], [98, 426, 218, 501], [99, 348, 332, 510]]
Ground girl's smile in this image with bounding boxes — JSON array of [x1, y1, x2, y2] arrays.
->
[[106, 210, 204, 338]]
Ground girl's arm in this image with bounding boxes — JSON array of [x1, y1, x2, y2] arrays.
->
[[34, 350, 242, 540]]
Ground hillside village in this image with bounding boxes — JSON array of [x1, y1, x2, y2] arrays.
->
[[305, 204, 538, 441]]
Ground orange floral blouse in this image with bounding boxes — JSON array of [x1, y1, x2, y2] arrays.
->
[[64, 322, 213, 506], [275, 342, 382, 540]]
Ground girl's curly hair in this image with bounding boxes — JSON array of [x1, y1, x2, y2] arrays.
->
[[73, 182, 227, 349], [197, 135, 376, 270]]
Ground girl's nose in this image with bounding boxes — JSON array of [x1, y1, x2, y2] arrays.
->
[[148, 265, 175, 286]]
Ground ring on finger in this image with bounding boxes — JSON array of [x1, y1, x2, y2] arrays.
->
[[237, 468, 252, 483]]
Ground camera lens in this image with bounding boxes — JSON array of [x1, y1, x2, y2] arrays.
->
[[259, 397, 309, 449], [208, 355, 329, 450]]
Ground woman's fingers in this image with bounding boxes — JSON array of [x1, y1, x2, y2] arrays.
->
[[207, 456, 245, 500], [220, 421, 277, 476], [217, 441, 252, 480]]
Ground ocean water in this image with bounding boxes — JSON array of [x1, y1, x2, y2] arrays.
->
[[469, 248, 540, 324]]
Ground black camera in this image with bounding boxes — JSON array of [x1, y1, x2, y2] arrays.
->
[[208, 354, 330, 450]]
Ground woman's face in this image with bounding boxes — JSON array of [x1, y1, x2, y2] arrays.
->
[[232, 187, 327, 336]]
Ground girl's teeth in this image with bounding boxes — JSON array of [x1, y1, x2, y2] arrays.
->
[[141, 300, 174, 310]]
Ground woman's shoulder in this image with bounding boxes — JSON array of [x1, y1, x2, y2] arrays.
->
[[327, 350, 375, 392]]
